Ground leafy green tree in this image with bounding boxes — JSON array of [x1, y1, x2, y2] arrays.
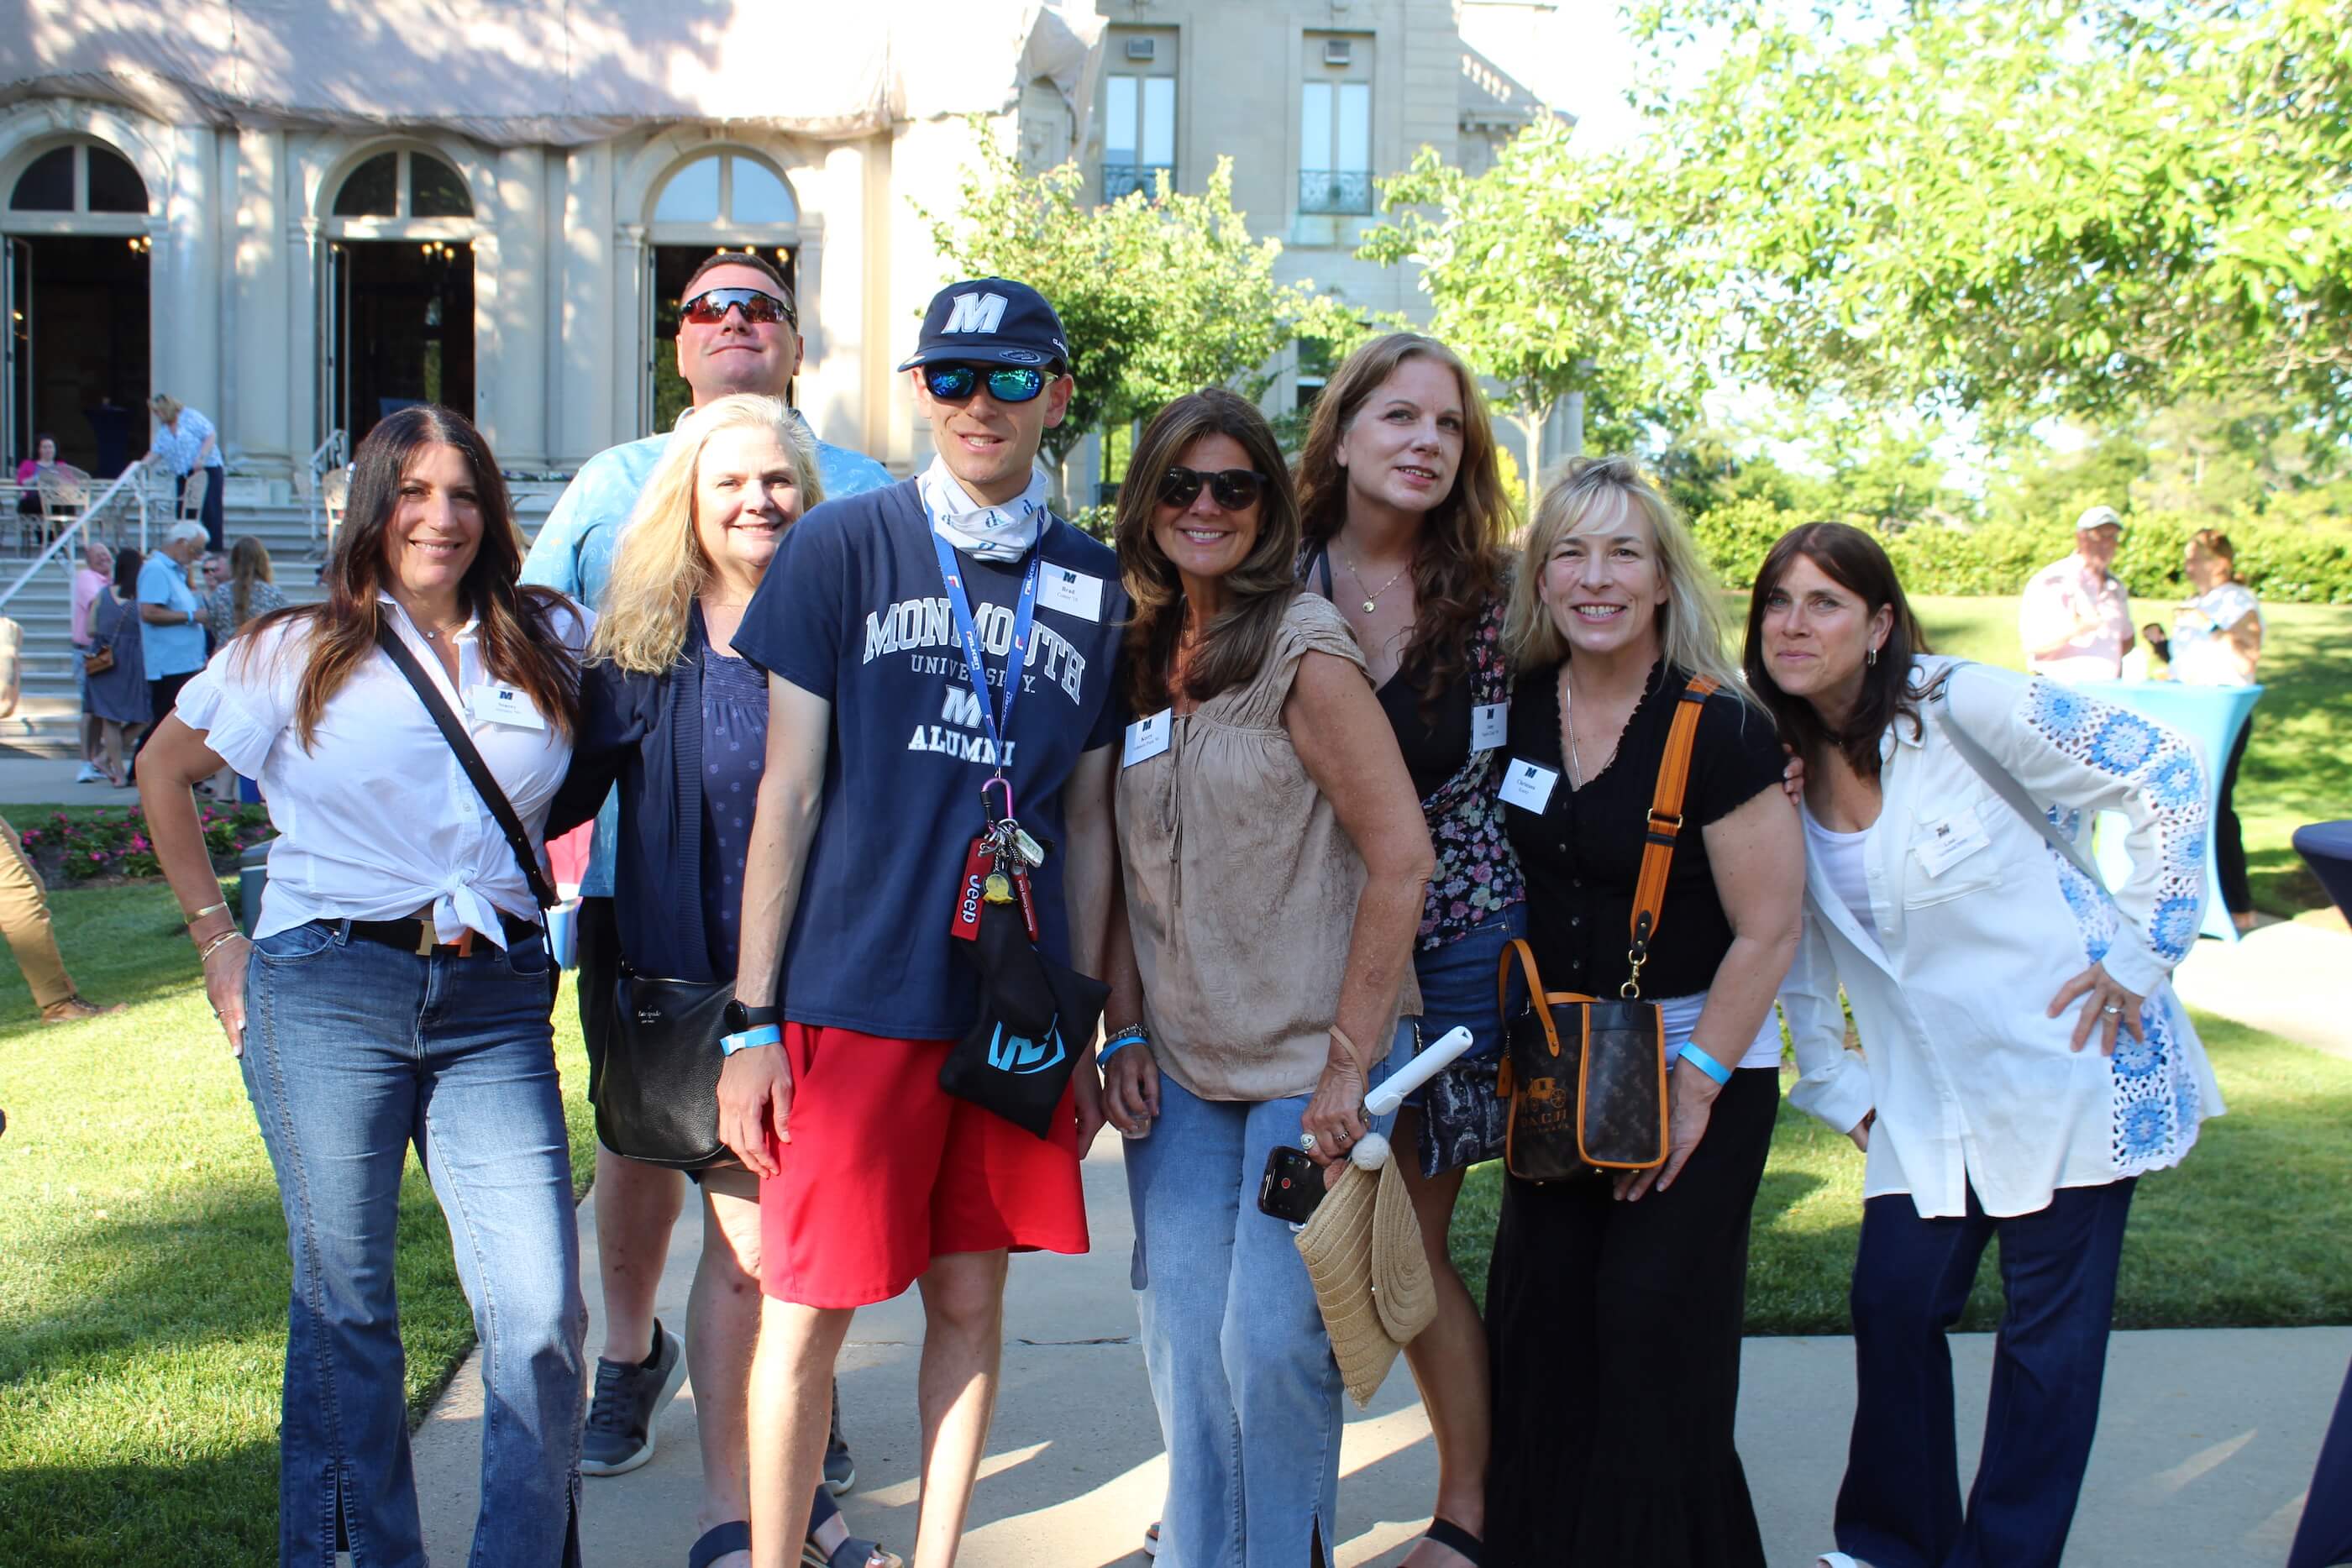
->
[[1359, 115, 1704, 475], [921, 130, 1375, 498], [1627, 0, 2352, 434]]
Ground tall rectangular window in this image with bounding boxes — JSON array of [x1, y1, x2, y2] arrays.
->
[[1104, 29, 1179, 202], [1300, 37, 1373, 215]]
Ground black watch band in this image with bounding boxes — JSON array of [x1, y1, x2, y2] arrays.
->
[[723, 1000, 781, 1035]]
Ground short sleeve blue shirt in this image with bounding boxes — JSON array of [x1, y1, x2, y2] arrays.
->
[[519, 409, 894, 897], [732, 480, 1126, 1041], [136, 554, 207, 679]]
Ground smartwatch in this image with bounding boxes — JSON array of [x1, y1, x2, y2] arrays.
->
[[722, 1000, 779, 1035], [721, 1000, 781, 1057]]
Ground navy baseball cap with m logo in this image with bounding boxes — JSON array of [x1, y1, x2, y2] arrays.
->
[[898, 277, 1072, 372]]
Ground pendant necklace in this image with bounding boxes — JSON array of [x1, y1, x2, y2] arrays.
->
[[1347, 553, 1413, 615]]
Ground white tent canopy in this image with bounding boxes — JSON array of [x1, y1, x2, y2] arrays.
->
[[2, 0, 1100, 145]]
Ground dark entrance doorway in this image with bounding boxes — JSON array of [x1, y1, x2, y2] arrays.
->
[[648, 244, 797, 435], [3, 234, 150, 477], [328, 239, 475, 448]]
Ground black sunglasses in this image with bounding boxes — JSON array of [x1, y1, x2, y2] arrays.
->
[[1157, 466, 1269, 511], [680, 286, 796, 329], [921, 363, 1048, 405]]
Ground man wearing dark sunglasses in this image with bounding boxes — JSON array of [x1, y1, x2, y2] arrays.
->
[[518, 249, 892, 1544], [722, 277, 1127, 1568]]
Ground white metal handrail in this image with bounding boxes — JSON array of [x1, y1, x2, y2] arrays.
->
[[304, 430, 347, 555], [0, 463, 153, 613]]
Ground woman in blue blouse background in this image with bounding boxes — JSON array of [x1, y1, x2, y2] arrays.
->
[[550, 393, 897, 1568]]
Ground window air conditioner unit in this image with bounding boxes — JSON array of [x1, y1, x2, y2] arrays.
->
[[1126, 37, 1157, 61], [1323, 39, 1353, 66]]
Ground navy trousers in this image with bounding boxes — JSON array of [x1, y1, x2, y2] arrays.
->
[[1834, 1178, 2136, 1568], [2288, 1358, 2352, 1568]]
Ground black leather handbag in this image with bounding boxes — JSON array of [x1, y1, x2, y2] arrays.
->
[[1493, 674, 1715, 1183], [599, 968, 734, 1170]]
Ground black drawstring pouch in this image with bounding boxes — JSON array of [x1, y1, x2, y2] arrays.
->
[[940, 903, 1107, 1140]]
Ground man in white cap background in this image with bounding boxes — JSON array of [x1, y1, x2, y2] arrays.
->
[[2020, 504, 2135, 680]]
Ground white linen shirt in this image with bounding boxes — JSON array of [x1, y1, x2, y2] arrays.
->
[[174, 595, 588, 947], [2171, 582, 2263, 687], [1780, 658, 2223, 1219]]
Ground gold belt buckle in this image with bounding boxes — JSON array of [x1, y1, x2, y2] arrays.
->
[[412, 924, 475, 957]]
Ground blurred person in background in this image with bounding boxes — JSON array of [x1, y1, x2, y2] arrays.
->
[[2019, 506, 2134, 682]]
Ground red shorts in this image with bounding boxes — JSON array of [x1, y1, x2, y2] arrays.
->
[[759, 1024, 1089, 1308]]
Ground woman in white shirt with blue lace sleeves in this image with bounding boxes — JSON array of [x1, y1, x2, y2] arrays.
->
[[1741, 523, 2221, 1568]]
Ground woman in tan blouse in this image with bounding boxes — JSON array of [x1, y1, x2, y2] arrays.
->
[[1099, 388, 1432, 1568]]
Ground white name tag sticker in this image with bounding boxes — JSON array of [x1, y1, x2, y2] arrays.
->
[[1471, 701, 1509, 751], [1038, 566, 1104, 622], [1498, 758, 1558, 812], [1913, 813, 1991, 878], [469, 684, 546, 731], [1122, 709, 1173, 767]]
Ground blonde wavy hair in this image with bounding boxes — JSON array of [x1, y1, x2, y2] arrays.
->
[[1504, 454, 1752, 704], [588, 393, 820, 674]]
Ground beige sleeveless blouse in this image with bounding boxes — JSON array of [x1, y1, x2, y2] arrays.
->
[[1117, 592, 1419, 1102]]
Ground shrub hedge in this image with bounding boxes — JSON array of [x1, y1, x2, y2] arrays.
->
[[1688, 499, 2352, 604]]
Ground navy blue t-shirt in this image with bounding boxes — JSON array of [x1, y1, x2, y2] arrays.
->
[[732, 479, 1127, 1040]]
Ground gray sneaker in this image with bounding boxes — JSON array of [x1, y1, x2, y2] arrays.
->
[[580, 1320, 686, 1476], [822, 1377, 855, 1495]]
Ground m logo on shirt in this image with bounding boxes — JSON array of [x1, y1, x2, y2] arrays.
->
[[941, 684, 984, 730], [942, 292, 1008, 335]]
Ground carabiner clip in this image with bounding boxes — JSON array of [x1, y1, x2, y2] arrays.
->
[[981, 774, 1015, 826]]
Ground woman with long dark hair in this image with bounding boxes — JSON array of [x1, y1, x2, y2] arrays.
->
[[1751, 522, 2220, 1568], [1100, 387, 1432, 1566], [138, 405, 591, 1566], [1291, 332, 1520, 1568]]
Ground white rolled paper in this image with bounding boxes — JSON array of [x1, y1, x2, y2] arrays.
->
[[1362, 1025, 1477, 1120]]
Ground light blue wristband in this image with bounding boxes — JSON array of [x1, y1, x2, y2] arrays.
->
[[721, 1024, 782, 1057], [1676, 1040, 1734, 1084], [1098, 1028, 1147, 1066]]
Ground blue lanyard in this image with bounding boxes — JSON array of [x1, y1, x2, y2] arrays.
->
[[928, 526, 1045, 778]]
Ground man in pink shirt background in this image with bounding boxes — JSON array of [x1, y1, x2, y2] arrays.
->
[[2019, 505, 2135, 681], [70, 539, 113, 783]]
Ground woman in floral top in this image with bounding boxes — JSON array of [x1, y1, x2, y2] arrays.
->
[[1294, 332, 1522, 1568]]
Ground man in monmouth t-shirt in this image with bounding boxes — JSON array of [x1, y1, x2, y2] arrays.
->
[[719, 278, 1124, 1567]]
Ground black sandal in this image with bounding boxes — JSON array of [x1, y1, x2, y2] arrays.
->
[[1423, 1518, 1484, 1565], [689, 1521, 750, 1568]]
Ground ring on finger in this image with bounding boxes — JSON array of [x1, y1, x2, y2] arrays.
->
[[2101, 1002, 2123, 1016]]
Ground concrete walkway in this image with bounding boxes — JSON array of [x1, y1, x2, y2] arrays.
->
[[411, 1135, 2349, 1567]]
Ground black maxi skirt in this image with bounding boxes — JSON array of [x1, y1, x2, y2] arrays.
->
[[1483, 1067, 1781, 1567]]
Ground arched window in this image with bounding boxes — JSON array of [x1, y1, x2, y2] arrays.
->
[[8, 141, 148, 216], [331, 149, 473, 219], [651, 151, 797, 229]]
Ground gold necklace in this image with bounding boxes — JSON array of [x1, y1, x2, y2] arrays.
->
[[1346, 553, 1414, 615]]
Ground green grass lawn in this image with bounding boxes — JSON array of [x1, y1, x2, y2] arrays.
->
[[1450, 1012, 2352, 1331], [0, 878, 596, 1568], [1900, 595, 2352, 919]]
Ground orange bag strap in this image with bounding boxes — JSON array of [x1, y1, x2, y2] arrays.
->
[[1497, 936, 1564, 1060], [1623, 674, 1718, 999]]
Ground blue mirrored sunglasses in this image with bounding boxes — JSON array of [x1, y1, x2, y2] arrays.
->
[[922, 363, 1048, 405]]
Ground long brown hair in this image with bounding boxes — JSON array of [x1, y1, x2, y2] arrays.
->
[[228, 535, 273, 627], [1294, 333, 1510, 716], [1742, 522, 1932, 780], [1117, 389, 1304, 714], [239, 406, 580, 747]]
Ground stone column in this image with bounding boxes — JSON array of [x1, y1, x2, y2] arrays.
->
[[612, 223, 648, 443], [229, 128, 291, 479]]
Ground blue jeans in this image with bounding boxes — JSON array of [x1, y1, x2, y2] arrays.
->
[[1125, 1030, 1404, 1568], [240, 920, 585, 1567], [1835, 1179, 2137, 1568]]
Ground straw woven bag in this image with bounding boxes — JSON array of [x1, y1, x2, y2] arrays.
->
[[1294, 1132, 1438, 1408]]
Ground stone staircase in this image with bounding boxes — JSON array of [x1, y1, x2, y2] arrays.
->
[[2, 490, 559, 755]]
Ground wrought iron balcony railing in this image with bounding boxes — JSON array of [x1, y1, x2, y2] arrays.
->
[[1298, 169, 1373, 215], [1102, 162, 1175, 202]]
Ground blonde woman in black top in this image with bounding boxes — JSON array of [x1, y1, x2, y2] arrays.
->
[[1484, 456, 1802, 1566]]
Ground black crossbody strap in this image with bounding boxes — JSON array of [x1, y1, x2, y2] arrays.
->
[[374, 620, 558, 910]]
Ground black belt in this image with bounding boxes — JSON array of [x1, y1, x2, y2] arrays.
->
[[345, 910, 541, 957]]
